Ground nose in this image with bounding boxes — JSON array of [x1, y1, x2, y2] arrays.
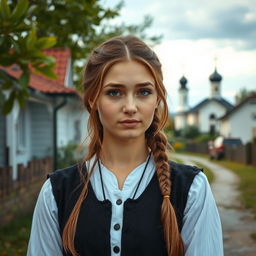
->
[[123, 95, 137, 114]]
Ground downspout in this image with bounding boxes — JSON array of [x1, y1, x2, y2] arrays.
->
[[53, 97, 67, 170]]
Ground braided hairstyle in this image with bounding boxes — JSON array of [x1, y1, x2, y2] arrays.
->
[[62, 35, 184, 256]]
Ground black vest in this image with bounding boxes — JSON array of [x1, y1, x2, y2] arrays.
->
[[49, 160, 202, 256]]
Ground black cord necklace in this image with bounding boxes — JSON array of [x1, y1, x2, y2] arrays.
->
[[97, 152, 152, 201]]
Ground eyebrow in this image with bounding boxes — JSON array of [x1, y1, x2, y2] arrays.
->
[[103, 82, 154, 88]]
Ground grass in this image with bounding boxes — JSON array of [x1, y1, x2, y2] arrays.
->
[[213, 159, 256, 218], [0, 213, 32, 256]]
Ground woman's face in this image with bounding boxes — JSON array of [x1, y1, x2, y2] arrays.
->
[[96, 60, 158, 142]]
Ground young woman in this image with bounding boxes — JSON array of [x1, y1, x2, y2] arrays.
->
[[27, 36, 223, 256]]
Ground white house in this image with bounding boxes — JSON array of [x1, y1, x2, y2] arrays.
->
[[0, 49, 88, 179], [174, 68, 233, 135], [219, 94, 256, 144]]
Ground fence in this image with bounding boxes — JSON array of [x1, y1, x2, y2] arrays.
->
[[0, 157, 53, 200], [186, 142, 256, 166]]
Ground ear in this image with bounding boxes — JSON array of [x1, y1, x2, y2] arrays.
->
[[89, 99, 94, 110]]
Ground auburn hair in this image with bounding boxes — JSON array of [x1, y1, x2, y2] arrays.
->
[[62, 35, 184, 256]]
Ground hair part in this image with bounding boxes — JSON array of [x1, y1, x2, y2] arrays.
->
[[62, 35, 184, 256]]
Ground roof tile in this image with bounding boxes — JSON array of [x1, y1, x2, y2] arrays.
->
[[1, 48, 77, 95]]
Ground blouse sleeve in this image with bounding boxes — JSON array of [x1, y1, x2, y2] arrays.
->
[[181, 171, 224, 256], [27, 179, 63, 256]]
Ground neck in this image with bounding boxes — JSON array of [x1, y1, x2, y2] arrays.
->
[[100, 136, 149, 170]]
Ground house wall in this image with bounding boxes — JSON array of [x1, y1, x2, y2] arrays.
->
[[198, 101, 226, 133], [219, 120, 230, 137], [57, 103, 88, 148], [187, 113, 198, 126], [174, 114, 187, 130], [220, 98, 256, 143], [29, 101, 53, 159], [0, 114, 5, 167]]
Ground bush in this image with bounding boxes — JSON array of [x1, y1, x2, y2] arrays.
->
[[57, 143, 86, 169], [181, 125, 200, 139]]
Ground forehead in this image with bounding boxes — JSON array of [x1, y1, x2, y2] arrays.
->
[[103, 60, 155, 86]]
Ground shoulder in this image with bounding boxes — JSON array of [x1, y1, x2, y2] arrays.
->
[[47, 164, 86, 208], [48, 164, 81, 180], [169, 160, 203, 180]]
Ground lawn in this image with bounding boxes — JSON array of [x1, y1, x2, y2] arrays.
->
[[0, 214, 32, 256], [214, 160, 256, 218]]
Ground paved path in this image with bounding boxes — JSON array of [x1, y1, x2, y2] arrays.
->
[[172, 153, 256, 256]]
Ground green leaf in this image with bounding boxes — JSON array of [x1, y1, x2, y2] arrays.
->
[[34, 65, 57, 79], [0, 0, 11, 20], [2, 90, 16, 115], [10, 0, 29, 22], [36, 36, 56, 49], [0, 90, 5, 108], [0, 76, 14, 90], [17, 89, 29, 108], [19, 71, 30, 88], [26, 25, 37, 50]]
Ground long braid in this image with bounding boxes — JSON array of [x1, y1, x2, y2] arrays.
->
[[147, 114, 184, 256]]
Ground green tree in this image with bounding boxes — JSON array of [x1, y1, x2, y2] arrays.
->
[[0, 0, 57, 114], [235, 87, 255, 104], [0, 0, 161, 114], [31, 0, 161, 87]]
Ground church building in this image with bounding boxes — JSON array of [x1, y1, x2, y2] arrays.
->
[[174, 68, 233, 135]]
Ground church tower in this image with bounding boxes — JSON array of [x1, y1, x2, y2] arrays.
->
[[178, 75, 189, 111], [209, 68, 222, 99]]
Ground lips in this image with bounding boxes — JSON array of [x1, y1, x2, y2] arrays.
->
[[119, 119, 141, 127], [119, 119, 140, 124]]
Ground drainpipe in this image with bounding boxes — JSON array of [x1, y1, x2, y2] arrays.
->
[[53, 97, 67, 170]]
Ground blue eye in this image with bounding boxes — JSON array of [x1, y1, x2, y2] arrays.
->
[[139, 89, 152, 96], [107, 89, 121, 97]]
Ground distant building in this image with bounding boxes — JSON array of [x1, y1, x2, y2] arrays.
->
[[174, 68, 233, 135], [219, 94, 256, 144]]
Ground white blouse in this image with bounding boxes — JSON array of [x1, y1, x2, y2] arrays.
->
[[27, 157, 224, 256]]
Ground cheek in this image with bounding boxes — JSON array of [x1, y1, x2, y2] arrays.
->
[[97, 101, 118, 123]]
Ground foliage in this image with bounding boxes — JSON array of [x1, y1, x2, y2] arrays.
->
[[172, 141, 186, 152], [181, 125, 200, 139], [235, 87, 255, 104], [30, 0, 162, 88], [57, 142, 86, 169], [194, 133, 217, 143], [0, 0, 57, 114], [0, 213, 32, 255], [164, 117, 175, 144], [1, 0, 161, 114]]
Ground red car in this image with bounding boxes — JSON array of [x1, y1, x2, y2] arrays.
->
[[208, 136, 242, 160]]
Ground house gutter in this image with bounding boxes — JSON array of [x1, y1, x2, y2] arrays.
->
[[53, 97, 68, 170]]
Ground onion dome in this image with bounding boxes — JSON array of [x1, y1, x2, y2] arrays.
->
[[209, 68, 222, 82], [179, 76, 188, 89]]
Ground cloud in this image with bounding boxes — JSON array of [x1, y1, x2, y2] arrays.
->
[[109, 0, 256, 50]]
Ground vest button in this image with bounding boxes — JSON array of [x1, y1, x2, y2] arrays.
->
[[114, 223, 120, 230], [116, 199, 122, 205], [113, 246, 120, 253]]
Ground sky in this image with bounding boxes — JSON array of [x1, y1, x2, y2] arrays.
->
[[102, 0, 256, 113]]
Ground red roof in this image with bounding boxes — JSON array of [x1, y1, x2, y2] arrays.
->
[[1, 48, 77, 94]]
